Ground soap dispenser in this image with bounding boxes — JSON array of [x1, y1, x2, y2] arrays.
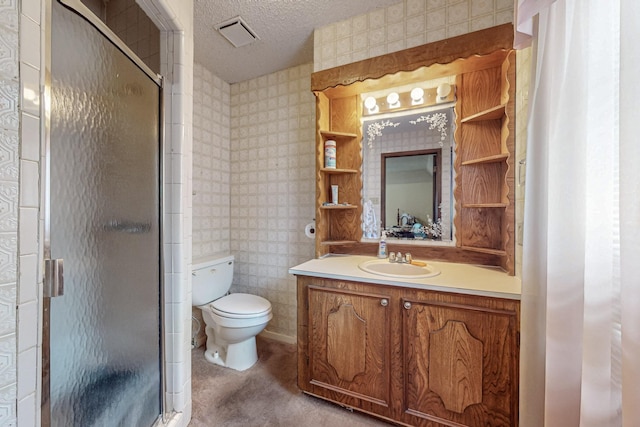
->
[[378, 231, 387, 258]]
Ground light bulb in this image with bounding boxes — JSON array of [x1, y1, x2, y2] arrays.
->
[[364, 96, 378, 114], [410, 87, 424, 105], [386, 92, 400, 108], [437, 83, 452, 102]]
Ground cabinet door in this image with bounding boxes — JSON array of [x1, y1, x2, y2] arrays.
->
[[401, 297, 519, 426], [307, 285, 392, 409]]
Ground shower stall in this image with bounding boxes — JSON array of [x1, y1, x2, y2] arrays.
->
[[42, 0, 164, 425]]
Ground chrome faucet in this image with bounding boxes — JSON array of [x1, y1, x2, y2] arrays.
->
[[388, 252, 412, 263]]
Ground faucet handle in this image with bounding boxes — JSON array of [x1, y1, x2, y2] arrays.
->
[[388, 252, 396, 262], [406, 253, 412, 264]]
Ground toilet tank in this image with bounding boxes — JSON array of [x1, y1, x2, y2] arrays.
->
[[192, 255, 234, 306]]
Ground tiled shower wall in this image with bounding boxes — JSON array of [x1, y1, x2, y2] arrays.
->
[[82, 0, 161, 74], [314, 0, 514, 72], [229, 64, 316, 338], [105, 0, 161, 74], [192, 63, 231, 261]]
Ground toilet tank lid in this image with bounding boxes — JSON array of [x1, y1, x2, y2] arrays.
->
[[192, 254, 234, 271], [212, 293, 271, 315]]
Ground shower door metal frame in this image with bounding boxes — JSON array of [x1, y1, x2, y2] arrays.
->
[[41, 0, 166, 425]]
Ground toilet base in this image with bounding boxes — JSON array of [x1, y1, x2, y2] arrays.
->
[[204, 336, 258, 371]]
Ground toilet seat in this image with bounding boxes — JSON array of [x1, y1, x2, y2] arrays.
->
[[210, 293, 272, 319]]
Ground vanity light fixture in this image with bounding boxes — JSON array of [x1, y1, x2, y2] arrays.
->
[[410, 87, 424, 105], [386, 92, 400, 108], [436, 83, 452, 103], [364, 96, 379, 114], [362, 84, 455, 117]]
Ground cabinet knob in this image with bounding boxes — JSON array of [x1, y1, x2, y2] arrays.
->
[[380, 298, 389, 307], [403, 301, 412, 310]]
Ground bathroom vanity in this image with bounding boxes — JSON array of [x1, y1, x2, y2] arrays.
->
[[290, 256, 521, 427], [294, 23, 522, 426]]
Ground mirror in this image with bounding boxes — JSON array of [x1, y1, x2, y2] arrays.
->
[[382, 149, 440, 235], [362, 106, 454, 243]]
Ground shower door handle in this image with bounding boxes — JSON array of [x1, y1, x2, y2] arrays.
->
[[44, 259, 64, 298]]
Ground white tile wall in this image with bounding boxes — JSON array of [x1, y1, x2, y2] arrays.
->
[[314, 0, 514, 72], [229, 64, 316, 338], [192, 63, 231, 261]]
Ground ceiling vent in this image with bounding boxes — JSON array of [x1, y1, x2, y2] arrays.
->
[[215, 16, 259, 48]]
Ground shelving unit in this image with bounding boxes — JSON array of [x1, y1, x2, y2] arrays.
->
[[454, 50, 516, 274], [314, 95, 362, 257], [311, 24, 517, 275]]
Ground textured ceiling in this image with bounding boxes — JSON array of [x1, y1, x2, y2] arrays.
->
[[194, 0, 401, 83]]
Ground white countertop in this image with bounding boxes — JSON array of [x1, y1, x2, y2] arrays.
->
[[289, 254, 521, 300]]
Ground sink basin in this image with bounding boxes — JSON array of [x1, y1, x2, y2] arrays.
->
[[358, 259, 440, 279]]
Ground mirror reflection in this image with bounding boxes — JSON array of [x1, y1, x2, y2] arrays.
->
[[362, 106, 455, 243], [382, 150, 441, 237]]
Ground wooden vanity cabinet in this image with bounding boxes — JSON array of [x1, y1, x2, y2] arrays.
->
[[296, 276, 520, 426], [297, 276, 395, 420], [400, 291, 520, 426]]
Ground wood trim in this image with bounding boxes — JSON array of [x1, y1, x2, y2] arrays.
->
[[319, 130, 358, 139], [320, 168, 358, 174], [311, 24, 514, 92], [461, 153, 509, 165], [330, 241, 503, 267], [461, 104, 506, 122], [319, 240, 358, 246]]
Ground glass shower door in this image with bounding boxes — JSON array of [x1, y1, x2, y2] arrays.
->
[[46, 1, 162, 425]]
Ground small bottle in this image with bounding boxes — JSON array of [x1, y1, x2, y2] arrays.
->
[[324, 140, 336, 169], [378, 231, 387, 258]]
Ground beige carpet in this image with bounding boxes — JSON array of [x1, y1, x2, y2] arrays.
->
[[190, 336, 393, 426]]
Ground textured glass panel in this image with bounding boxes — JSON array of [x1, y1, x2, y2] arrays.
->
[[49, 1, 161, 426]]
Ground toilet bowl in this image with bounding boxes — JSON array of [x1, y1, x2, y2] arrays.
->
[[192, 256, 272, 371]]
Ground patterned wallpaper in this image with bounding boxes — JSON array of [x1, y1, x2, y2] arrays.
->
[[229, 64, 316, 338], [192, 63, 231, 261], [314, 0, 514, 72], [0, 4, 18, 415]]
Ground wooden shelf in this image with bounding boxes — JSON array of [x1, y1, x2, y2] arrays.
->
[[320, 240, 358, 246], [461, 153, 509, 166], [320, 168, 358, 174], [319, 130, 358, 139], [461, 104, 506, 123], [462, 203, 508, 208], [320, 204, 358, 210], [461, 246, 507, 256]]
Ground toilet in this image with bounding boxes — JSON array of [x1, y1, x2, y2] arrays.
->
[[192, 255, 272, 371]]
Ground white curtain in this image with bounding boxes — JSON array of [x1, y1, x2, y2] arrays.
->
[[519, 0, 640, 426]]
